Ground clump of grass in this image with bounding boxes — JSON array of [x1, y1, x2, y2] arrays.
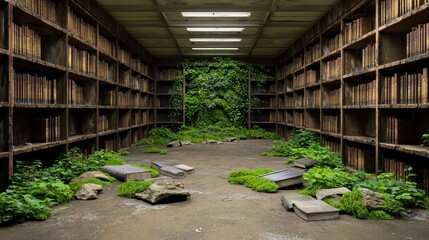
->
[[227, 168, 278, 193], [104, 157, 126, 166], [120, 150, 130, 156], [68, 178, 113, 192], [130, 164, 160, 178], [143, 147, 168, 155], [116, 181, 152, 198]]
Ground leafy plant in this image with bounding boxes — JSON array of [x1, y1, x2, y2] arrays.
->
[[130, 164, 160, 178], [120, 150, 130, 156], [116, 181, 152, 198], [227, 168, 278, 193], [143, 147, 168, 155], [422, 130, 429, 146]]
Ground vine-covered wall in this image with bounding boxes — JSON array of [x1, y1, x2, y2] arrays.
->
[[169, 58, 274, 127]]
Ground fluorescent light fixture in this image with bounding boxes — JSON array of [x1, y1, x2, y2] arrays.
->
[[187, 27, 245, 32], [192, 48, 239, 51], [190, 38, 242, 42], [182, 12, 251, 17]]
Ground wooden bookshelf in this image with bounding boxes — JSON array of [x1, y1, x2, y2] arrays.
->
[[0, 0, 156, 190], [276, 0, 429, 189]]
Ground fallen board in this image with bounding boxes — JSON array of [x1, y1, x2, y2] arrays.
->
[[101, 164, 151, 182], [293, 200, 339, 221], [174, 164, 194, 174], [260, 167, 305, 188], [293, 158, 317, 169]]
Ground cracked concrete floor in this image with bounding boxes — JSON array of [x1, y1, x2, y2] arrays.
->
[[1, 140, 429, 240]]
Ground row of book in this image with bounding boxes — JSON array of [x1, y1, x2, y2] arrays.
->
[[118, 91, 131, 107], [295, 93, 305, 108], [307, 89, 321, 107], [141, 111, 151, 124], [118, 48, 130, 65], [98, 115, 110, 132], [348, 80, 376, 106], [343, 17, 373, 44], [382, 157, 411, 181], [277, 111, 285, 123], [285, 62, 294, 76], [325, 57, 341, 81], [294, 73, 305, 89], [100, 91, 115, 106], [380, 0, 428, 25], [293, 55, 304, 72], [67, 7, 96, 47], [381, 68, 428, 104], [345, 145, 375, 172], [13, 23, 41, 59], [131, 112, 140, 126], [304, 42, 321, 65], [277, 65, 285, 79], [384, 116, 416, 144], [323, 33, 340, 56], [101, 139, 115, 151], [293, 111, 305, 126], [119, 70, 131, 86], [68, 45, 96, 76], [157, 69, 176, 80], [306, 69, 319, 85], [69, 79, 85, 105], [15, 0, 56, 24], [321, 139, 341, 153], [285, 98, 293, 108], [119, 114, 130, 128], [278, 97, 285, 108], [322, 115, 340, 134], [99, 35, 116, 57], [13, 72, 57, 104], [132, 58, 149, 75], [99, 60, 114, 82], [31, 115, 61, 143], [362, 43, 376, 70], [406, 22, 429, 58], [286, 111, 293, 124], [324, 88, 340, 107]]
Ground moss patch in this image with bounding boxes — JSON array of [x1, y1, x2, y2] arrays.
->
[[116, 181, 152, 198], [68, 178, 113, 192], [227, 168, 278, 193], [130, 164, 160, 178], [143, 147, 168, 155]]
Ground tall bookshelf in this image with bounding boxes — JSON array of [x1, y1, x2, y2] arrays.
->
[[0, 0, 156, 190], [277, 0, 429, 194]]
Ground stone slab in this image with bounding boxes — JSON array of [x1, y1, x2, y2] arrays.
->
[[101, 164, 151, 182], [167, 141, 182, 148], [293, 158, 317, 169], [174, 164, 194, 173], [160, 166, 185, 178], [150, 161, 167, 171], [294, 200, 339, 221], [281, 193, 316, 211], [260, 167, 305, 188], [316, 187, 351, 200]]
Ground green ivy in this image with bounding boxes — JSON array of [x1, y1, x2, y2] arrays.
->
[[170, 57, 274, 127]]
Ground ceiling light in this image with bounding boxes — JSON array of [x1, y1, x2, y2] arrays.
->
[[190, 38, 242, 42], [192, 48, 239, 51], [187, 28, 245, 32], [182, 12, 251, 17]]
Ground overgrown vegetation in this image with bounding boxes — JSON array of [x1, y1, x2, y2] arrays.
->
[[170, 58, 274, 127], [68, 177, 115, 192], [0, 148, 126, 225], [130, 164, 160, 178], [422, 130, 429, 146], [143, 147, 168, 155], [227, 168, 278, 193], [116, 181, 152, 198]]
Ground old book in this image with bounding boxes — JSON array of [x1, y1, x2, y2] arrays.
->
[[281, 193, 315, 211], [293, 158, 317, 169], [422, 68, 428, 104], [174, 164, 194, 174], [160, 166, 185, 179], [101, 164, 151, 182], [260, 167, 305, 188], [31, 118, 49, 143], [293, 200, 339, 221]]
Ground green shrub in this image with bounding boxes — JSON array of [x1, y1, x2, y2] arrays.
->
[[367, 210, 394, 220], [143, 147, 168, 155], [149, 127, 178, 146], [340, 190, 369, 219], [227, 168, 278, 193], [130, 164, 160, 178], [116, 181, 152, 198], [120, 150, 130, 156]]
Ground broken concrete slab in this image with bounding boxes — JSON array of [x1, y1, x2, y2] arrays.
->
[[101, 164, 151, 182], [294, 200, 339, 221], [293, 158, 317, 169], [167, 141, 182, 148], [135, 180, 190, 204], [150, 161, 167, 171], [73, 171, 111, 182], [281, 193, 316, 211], [174, 164, 194, 174], [260, 167, 305, 188], [75, 183, 103, 200], [316, 187, 351, 200], [160, 166, 185, 178]]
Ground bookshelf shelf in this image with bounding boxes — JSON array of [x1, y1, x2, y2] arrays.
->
[[0, 48, 8, 55], [12, 4, 66, 34], [13, 55, 67, 72], [321, 131, 341, 138], [343, 30, 376, 50], [67, 134, 97, 143], [379, 143, 429, 158], [0, 152, 8, 158], [343, 135, 376, 146], [13, 140, 67, 155], [379, 3, 429, 32], [14, 103, 67, 109]]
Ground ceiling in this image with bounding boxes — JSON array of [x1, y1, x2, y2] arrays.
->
[[95, 0, 340, 59]]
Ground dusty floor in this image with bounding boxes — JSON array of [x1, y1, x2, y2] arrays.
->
[[1, 140, 429, 240]]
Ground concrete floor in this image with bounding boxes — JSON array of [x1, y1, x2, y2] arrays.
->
[[1, 140, 429, 240]]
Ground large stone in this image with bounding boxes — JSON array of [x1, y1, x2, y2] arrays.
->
[[358, 188, 385, 210], [260, 167, 305, 188], [316, 187, 351, 200], [167, 141, 182, 148], [281, 193, 315, 211], [101, 164, 151, 182], [135, 180, 190, 204], [73, 171, 110, 182], [75, 183, 103, 200], [293, 158, 317, 169]]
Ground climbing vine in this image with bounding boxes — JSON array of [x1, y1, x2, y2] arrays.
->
[[169, 57, 274, 127]]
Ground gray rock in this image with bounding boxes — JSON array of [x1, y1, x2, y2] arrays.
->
[[135, 180, 190, 204], [174, 164, 194, 174], [73, 171, 111, 182], [358, 188, 385, 210], [281, 193, 315, 211], [316, 187, 351, 200], [167, 141, 182, 147], [145, 176, 173, 182], [222, 137, 239, 142], [179, 140, 192, 145], [74, 183, 103, 200], [205, 140, 218, 144]]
